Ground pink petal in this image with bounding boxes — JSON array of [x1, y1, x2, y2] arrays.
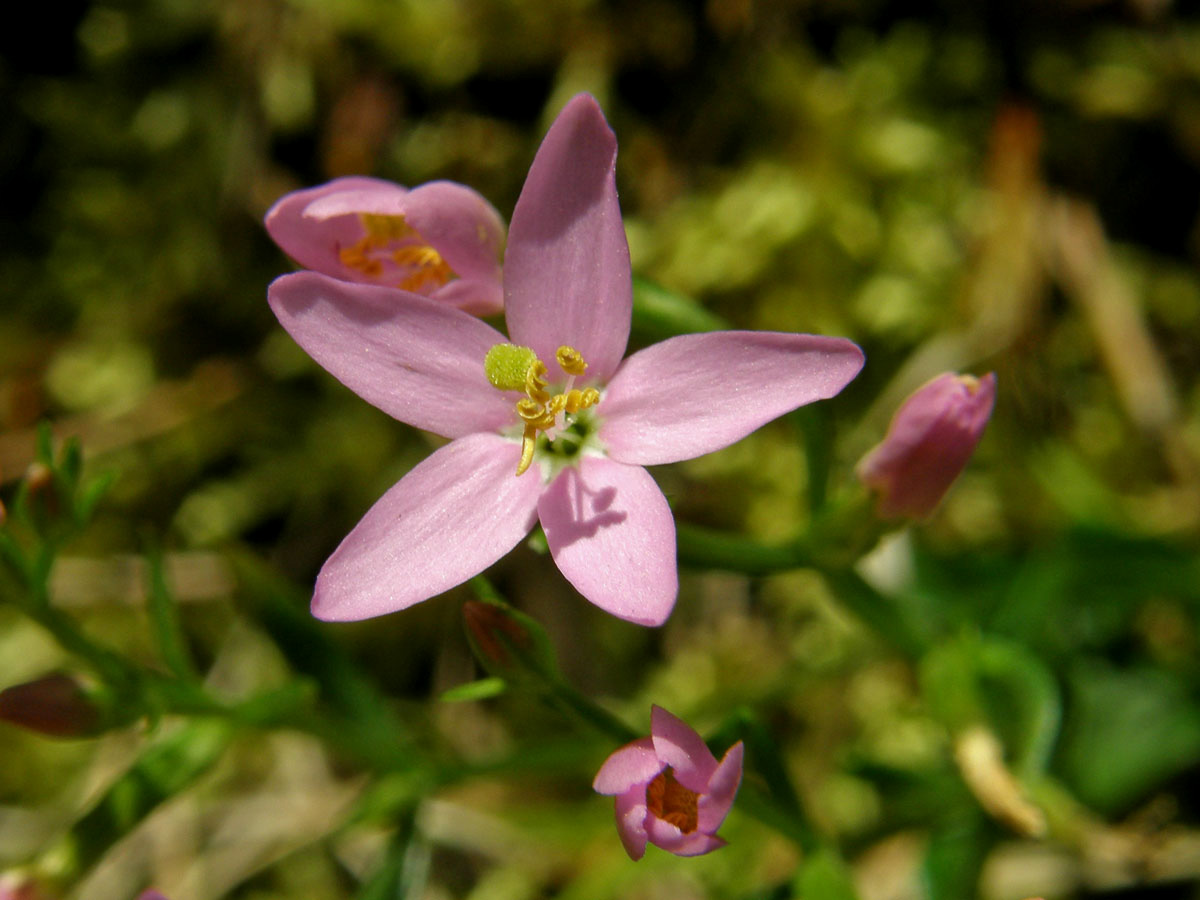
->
[[857, 372, 996, 519], [600, 331, 865, 466], [401, 181, 505, 285], [268, 271, 515, 438], [311, 434, 542, 621], [537, 457, 677, 626], [503, 94, 631, 383], [593, 737, 663, 795], [433, 278, 505, 317], [645, 815, 727, 857], [650, 706, 718, 792], [696, 741, 744, 833], [265, 176, 410, 281], [614, 787, 650, 860]]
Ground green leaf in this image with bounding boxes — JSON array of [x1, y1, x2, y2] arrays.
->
[[975, 640, 1060, 777], [796, 848, 860, 900], [145, 548, 197, 680], [439, 677, 507, 703], [631, 277, 727, 340], [1058, 659, 1200, 814], [922, 812, 989, 900]]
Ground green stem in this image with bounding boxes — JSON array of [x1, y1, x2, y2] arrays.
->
[[821, 568, 928, 658], [542, 679, 640, 744], [676, 524, 806, 575], [738, 782, 820, 854], [677, 523, 926, 657]]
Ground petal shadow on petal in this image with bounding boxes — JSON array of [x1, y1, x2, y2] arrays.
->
[[542, 467, 627, 550], [538, 455, 678, 625]]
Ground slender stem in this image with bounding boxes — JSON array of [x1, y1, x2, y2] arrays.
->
[[677, 520, 928, 658], [676, 524, 806, 575], [738, 782, 820, 854], [542, 680, 640, 744]]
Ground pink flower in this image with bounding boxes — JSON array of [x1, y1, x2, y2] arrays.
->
[[267, 94, 864, 626], [857, 372, 996, 520], [265, 176, 506, 315], [593, 706, 744, 859]]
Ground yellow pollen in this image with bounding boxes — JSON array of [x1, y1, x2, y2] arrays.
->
[[483, 343, 602, 476], [338, 213, 456, 292], [646, 769, 699, 834]]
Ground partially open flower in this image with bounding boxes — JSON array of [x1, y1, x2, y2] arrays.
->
[[265, 176, 506, 315], [857, 372, 996, 520], [593, 706, 743, 860]]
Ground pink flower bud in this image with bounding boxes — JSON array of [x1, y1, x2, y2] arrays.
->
[[0, 874, 49, 900], [857, 372, 996, 520], [0, 673, 101, 738]]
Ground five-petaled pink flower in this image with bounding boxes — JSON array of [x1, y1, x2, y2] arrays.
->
[[266, 176, 506, 315], [267, 93, 864, 626], [856, 371, 996, 520], [593, 705, 744, 859]]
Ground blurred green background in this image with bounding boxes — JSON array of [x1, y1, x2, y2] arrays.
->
[[2, 1, 1200, 898]]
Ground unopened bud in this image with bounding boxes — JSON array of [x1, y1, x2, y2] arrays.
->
[[0, 873, 47, 900], [0, 673, 101, 738], [857, 372, 996, 520], [462, 600, 560, 685]]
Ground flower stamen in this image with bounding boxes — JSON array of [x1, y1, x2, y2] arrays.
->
[[646, 768, 699, 833], [339, 213, 456, 292], [484, 343, 601, 476]]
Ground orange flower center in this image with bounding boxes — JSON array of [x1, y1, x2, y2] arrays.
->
[[338, 213, 455, 292], [646, 768, 699, 833]]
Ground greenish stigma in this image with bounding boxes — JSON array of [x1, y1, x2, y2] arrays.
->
[[484, 343, 539, 391]]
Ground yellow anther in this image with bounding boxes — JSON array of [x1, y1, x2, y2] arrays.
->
[[484, 344, 599, 476], [361, 213, 414, 241], [337, 213, 455, 290], [556, 345, 587, 376], [525, 360, 550, 404], [392, 245, 439, 267], [515, 398, 548, 425], [516, 425, 538, 476]]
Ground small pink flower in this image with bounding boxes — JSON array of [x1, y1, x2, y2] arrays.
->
[[267, 94, 864, 626], [857, 372, 996, 520], [593, 706, 744, 860], [265, 176, 506, 315]]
